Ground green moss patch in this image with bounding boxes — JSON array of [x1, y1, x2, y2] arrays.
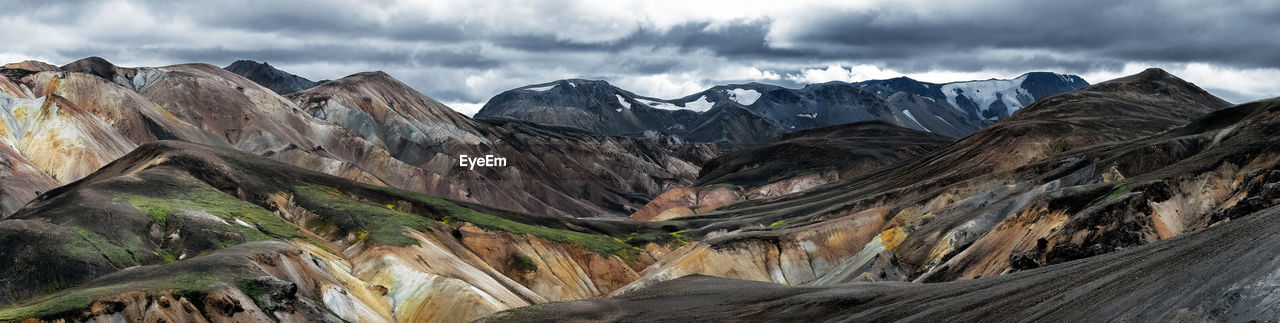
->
[[64, 227, 142, 269], [0, 242, 280, 321], [116, 179, 300, 245], [0, 283, 123, 321], [412, 192, 640, 259], [311, 184, 641, 259], [291, 185, 431, 246]]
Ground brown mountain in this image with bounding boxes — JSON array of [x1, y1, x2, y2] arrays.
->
[[570, 68, 1235, 297], [0, 140, 690, 321], [629, 121, 953, 222], [0, 57, 715, 218], [486, 95, 1280, 322]]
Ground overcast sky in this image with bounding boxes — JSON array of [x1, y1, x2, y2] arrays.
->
[[2, 0, 1278, 115]]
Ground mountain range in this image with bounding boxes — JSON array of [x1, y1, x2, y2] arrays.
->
[[476, 72, 1087, 144], [4, 56, 1280, 322]]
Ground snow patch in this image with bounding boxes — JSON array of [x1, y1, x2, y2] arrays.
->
[[615, 94, 631, 110], [726, 88, 761, 106], [637, 98, 682, 110], [797, 113, 818, 119], [934, 115, 954, 128], [522, 84, 556, 92], [902, 110, 929, 132], [681, 95, 715, 112]]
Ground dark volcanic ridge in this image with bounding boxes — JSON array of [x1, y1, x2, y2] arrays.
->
[[224, 60, 325, 95], [475, 72, 1088, 145]]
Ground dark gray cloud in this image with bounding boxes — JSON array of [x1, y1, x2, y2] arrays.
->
[[789, 1, 1280, 70], [55, 44, 499, 69], [496, 20, 816, 59], [1, 0, 1277, 113]]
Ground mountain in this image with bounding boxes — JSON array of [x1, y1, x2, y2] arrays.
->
[[487, 94, 1280, 322], [287, 72, 719, 217], [0, 141, 688, 322], [477, 72, 1087, 142], [564, 68, 1232, 298], [474, 79, 783, 146], [859, 72, 1089, 120], [0, 57, 716, 219], [629, 121, 954, 222], [223, 60, 324, 95]]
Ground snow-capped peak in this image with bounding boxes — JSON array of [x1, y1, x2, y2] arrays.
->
[[939, 74, 1032, 117], [726, 88, 761, 106]]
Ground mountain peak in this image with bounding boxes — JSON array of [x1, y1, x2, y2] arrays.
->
[[227, 59, 272, 69], [60, 56, 133, 82], [66, 56, 115, 67], [223, 59, 321, 95], [1090, 67, 1213, 97], [1138, 67, 1171, 77]]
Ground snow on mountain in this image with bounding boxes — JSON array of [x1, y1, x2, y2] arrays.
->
[[727, 88, 762, 106], [637, 98, 683, 110], [524, 84, 556, 91], [902, 110, 928, 132], [682, 95, 716, 112], [479, 72, 1086, 141], [616, 94, 630, 110], [940, 75, 1033, 120]]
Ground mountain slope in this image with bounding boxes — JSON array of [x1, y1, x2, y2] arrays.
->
[[484, 87, 1280, 322], [0, 141, 688, 322], [224, 60, 323, 95], [592, 69, 1234, 295], [629, 121, 953, 222]]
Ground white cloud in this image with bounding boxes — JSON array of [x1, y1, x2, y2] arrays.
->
[[613, 73, 711, 99], [785, 64, 907, 83], [440, 100, 487, 117]]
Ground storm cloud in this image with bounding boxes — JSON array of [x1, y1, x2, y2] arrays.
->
[[1, 0, 1277, 114]]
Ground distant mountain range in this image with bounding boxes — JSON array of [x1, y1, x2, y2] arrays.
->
[[220, 60, 1087, 145], [476, 72, 1088, 144]]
